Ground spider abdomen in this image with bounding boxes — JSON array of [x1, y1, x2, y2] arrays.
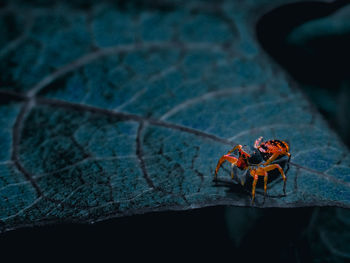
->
[[258, 139, 289, 161]]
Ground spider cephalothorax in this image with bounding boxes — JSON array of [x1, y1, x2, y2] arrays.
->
[[214, 137, 291, 203]]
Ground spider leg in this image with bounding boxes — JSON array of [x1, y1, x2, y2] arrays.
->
[[263, 164, 287, 194], [286, 152, 291, 161], [264, 172, 268, 196], [285, 152, 292, 174], [262, 152, 281, 165], [226, 144, 243, 155], [250, 167, 267, 203], [251, 173, 259, 204], [214, 155, 238, 179], [264, 150, 292, 166], [254, 136, 264, 149], [231, 163, 235, 179]]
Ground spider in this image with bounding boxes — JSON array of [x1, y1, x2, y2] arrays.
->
[[214, 137, 291, 203]]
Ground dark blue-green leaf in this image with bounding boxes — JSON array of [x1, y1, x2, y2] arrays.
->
[[0, 0, 349, 233]]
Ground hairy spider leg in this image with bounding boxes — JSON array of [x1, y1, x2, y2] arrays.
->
[[250, 163, 286, 203], [284, 152, 292, 174], [263, 151, 291, 166], [214, 155, 238, 179], [263, 163, 287, 194], [264, 151, 292, 176], [264, 173, 268, 195], [214, 145, 247, 179], [227, 144, 243, 155], [254, 136, 264, 149], [250, 167, 267, 203], [251, 172, 260, 204], [231, 163, 235, 179]]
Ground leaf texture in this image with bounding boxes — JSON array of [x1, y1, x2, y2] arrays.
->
[[0, 0, 349, 232]]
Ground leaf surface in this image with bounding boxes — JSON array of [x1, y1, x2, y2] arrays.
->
[[0, 0, 350, 232]]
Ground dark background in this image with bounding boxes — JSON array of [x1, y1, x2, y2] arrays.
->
[[1, 1, 350, 262]]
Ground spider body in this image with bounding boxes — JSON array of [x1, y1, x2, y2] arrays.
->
[[214, 137, 291, 203], [254, 137, 291, 165]]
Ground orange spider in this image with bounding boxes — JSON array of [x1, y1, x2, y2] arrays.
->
[[214, 137, 291, 203]]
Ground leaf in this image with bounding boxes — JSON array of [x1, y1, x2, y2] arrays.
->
[[0, 0, 350, 233], [287, 4, 350, 45]]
